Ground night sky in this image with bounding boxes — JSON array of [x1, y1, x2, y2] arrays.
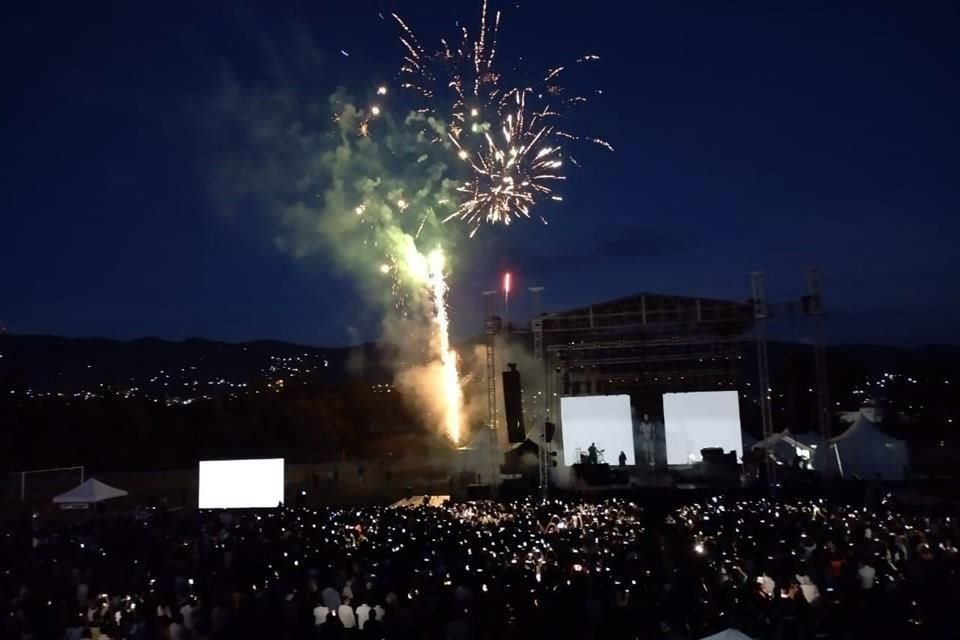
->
[[1, 1, 957, 346]]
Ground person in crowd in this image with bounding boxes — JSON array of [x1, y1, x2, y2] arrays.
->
[[338, 596, 357, 629], [313, 599, 330, 628], [355, 598, 372, 630], [321, 584, 341, 611], [363, 607, 384, 640], [859, 557, 877, 589]]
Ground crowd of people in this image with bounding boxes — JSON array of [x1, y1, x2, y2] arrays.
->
[[3, 493, 959, 639]]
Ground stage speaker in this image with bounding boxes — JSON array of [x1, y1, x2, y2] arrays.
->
[[544, 421, 556, 443], [502, 363, 526, 443], [701, 447, 725, 462]]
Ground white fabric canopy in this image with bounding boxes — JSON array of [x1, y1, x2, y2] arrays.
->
[[817, 414, 908, 480], [53, 478, 128, 504], [795, 432, 823, 449], [752, 429, 811, 452], [699, 629, 754, 640], [752, 429, 816, 465]]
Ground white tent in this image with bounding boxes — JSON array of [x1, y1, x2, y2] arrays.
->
[[699, 629, 754, 640], [53, 478, 128, 504], [795, 432, 823, 450], [818, 414, 908, 480], [752, 429, 818, 467], [454, 427, 502, 487]]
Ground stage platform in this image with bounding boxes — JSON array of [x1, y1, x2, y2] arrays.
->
[[564, 462, 740, 491], [390, 494, 450, 508]]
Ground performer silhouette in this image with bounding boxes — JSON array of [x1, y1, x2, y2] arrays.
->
[[639, 413, 656, 468]]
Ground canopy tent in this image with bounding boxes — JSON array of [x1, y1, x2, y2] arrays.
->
[[795, 432, 823, 450], [53, 478, 128, 504], [817, 414, 908, 480], [752, 429, 818, 467], [699, 629, 754, 640], [454, 427, 502, 487], [502, 438, 540, 475]]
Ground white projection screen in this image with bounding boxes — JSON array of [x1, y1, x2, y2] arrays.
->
[[663, 391, 743, 465], [199, 458, 285, 509], [560, 395, 635, 466]]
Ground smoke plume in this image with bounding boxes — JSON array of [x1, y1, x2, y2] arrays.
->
[[206, 41, 472, 443], [459, 334, 546, 447]]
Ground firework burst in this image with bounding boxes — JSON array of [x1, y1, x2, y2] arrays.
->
[[393, 0, 612, 236]]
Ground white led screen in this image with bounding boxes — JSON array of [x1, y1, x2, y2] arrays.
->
[[199, 458, 285, 509], [560, 395, 635, 466], [663, 391, 742, 465]]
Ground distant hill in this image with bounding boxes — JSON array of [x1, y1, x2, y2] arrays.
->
[[0, 334, 390, 399], [2, 332, 958, 399], [0, 333, 957, 471], [0, 335, 429, 472]]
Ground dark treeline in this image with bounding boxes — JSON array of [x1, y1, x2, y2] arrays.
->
[[2, 382, 432, 473], [3, 335, 959, 474]]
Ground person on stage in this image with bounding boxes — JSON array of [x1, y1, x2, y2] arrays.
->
[[639, 414, 656, 468]]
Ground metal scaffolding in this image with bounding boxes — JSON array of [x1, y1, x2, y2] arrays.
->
[[528, 286, 548, 498], [751, 272, 775, 481], [482, 291, 500, 435], [540, 294, 753, 402], [806, 268, 831, 441], [514, 275, 829, 491]]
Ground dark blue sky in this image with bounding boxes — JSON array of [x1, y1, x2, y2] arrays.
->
[[1, 1, 957, 346]]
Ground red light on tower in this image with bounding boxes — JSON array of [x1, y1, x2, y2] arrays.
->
[[503, 272, 512, 328]]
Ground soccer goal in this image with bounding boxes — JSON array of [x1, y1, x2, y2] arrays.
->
[[10, 466, 85, 502]]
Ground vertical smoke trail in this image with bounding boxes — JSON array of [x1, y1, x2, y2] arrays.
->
[[398, 244, 464, 444], [426, 249, 464, 443]]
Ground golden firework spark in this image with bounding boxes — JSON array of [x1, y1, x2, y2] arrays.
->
[[393, 0, 612, 236], [391, 243, 464, 444], [426, 248, 463, 444]]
